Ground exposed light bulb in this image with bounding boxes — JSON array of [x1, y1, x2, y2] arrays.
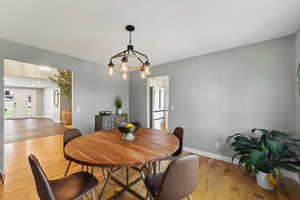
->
[[144, 65, 151, 76], [122, 72, 128, 80], [144, 61, 151, 76], [141, 70, 146, 79], [121, 57, 128, 73], [108, 67, 114, 76], [108, 61, 114, 77]]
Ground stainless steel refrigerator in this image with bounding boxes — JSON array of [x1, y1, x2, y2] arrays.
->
[[150, 87, 168, 130]]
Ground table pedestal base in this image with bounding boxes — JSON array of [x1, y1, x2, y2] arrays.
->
[[98, 165, 150, 200]]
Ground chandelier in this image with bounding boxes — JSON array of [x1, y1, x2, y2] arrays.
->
[[108, 25, 151, 80]]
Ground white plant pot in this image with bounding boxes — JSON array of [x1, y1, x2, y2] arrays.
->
[[117, 109, 122, 114], [256, 171, 274, 190]]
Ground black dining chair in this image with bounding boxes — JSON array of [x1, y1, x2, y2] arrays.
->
[[63, 128, 82, 176], [28, 154, 98, 200], [0, 173, 4, 184], [142, 155, 198, 200], [158, 127, 184, 171], [63, 128, 106, 178]]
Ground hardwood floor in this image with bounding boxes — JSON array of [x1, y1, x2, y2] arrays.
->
[[0, 134, 299, 200], [4, 118, 66, 144]]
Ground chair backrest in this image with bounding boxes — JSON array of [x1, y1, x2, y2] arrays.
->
[[158, 155, 198, 200], [28, 154, 56, 200], [173, 127, 184, 156], [63, 128, 82, 148]]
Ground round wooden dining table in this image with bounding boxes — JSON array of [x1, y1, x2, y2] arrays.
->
[[65, 128, 180, 200]]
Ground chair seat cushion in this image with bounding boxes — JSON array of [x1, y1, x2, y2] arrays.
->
[[145, 171, 165, 197], [50, 172, 98, 200]]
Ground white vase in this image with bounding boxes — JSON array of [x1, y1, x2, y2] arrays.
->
[[117, 108, 122, 114], [256, 171, 274, 190]]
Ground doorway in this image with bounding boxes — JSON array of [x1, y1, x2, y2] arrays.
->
[[4, 88, 36, 119], [3, 59, 73, 143], [4, 90, 14, 119], [147, 76, 170, 131]]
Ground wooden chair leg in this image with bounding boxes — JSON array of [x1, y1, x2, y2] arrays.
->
[[64, 161, 72, 177], [158, 160, 161, 171], [0, 173, 4, 184], [101, 168, 106, 178]]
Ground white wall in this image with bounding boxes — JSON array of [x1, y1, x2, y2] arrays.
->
[[43, 87, 60, 122], [0, 38, 129, 172], [36, 88, 44, 116], [130, 36, 295, 156]]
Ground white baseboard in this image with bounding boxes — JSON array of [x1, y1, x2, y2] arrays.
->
[[36, 115, 61, 123], [52, 119, 61, 123], [184, 146, 300, 185], [35, 115, 46, 118], [183, 146, 240, 164]]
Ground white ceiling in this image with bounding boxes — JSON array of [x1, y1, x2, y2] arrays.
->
[[0, 0, 299, 66], [4, 75, 56, 89]]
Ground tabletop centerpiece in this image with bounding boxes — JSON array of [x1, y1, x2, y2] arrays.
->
[[118, 122, 140, 141]]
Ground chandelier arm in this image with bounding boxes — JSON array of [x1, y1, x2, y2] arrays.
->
[[111, 50, 128, 60], [133, 49, 149, 60], [131, 50, 145, 66]]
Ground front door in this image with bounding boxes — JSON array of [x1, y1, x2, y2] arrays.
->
[[13, 88, 36, 119], [4, 89, 15, 119]]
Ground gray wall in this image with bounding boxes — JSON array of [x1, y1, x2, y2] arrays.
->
[[0, 39, 129, 172], [130, 36, 295, 156], [296, 29, 300, 134], [129, 72, 148, 127]]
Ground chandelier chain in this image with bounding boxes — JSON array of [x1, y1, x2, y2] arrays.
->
[[129, 31, 132, 46]]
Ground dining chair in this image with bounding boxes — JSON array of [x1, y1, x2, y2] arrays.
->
[[63, 128, 82, 176], [142, 155, 198, 200], [63, 128, 106, 179], [158, 127, 184, 171], [28, 154, 98, 200], [0, 173, 4, 184]]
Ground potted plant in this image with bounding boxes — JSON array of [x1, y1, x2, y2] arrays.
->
[[227, 129, 300, 190], [115, 96, 123, 114], [49, 69, 72, 124]]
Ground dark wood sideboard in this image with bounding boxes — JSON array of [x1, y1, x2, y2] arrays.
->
[[95, 113, 128, 131]]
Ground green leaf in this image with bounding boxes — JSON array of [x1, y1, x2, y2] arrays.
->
[[285, 143, 300, 150], [260, 142, 269, 154], [277, 162, 300, 172], [250, 149, 264, 166], [227, 133, 244, 143], [276, 150, 298, 160], [232, 152, 249, 163], [266, 139, 283, 153], [287, 161, 300, 166], [239, 156, 251, 165]]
